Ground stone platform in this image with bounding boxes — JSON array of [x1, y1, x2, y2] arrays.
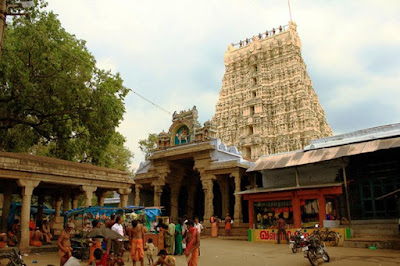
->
[[202, 223, 249, 239], [344, 219, 400, 250]]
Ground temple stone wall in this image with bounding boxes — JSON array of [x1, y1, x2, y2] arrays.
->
[[213, 21, 332, 160]]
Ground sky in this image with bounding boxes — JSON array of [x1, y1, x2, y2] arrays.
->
[[46, 0, 400, 170]]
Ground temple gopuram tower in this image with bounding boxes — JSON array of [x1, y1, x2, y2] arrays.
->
[[213, 21, 332, 160]]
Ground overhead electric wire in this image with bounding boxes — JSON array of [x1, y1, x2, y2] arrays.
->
[[131, 89, 172, 115]]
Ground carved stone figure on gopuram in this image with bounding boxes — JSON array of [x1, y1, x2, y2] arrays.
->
[[212, 21, 332, 160]]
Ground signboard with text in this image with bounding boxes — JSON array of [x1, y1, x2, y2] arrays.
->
[[252, 228, 347, 246]]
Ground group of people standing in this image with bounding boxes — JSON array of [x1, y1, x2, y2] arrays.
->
[[56, 214, 202, 266], [210, 214, 233, 237], [155, 216, 202, 266]]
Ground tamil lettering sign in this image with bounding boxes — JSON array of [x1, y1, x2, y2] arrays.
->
[[253, 228, 346, 246]]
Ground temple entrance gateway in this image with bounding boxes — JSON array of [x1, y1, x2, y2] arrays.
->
[[134, 107, 252, 226]]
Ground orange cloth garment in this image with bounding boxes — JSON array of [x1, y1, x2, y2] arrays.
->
[[88, 241, 102, 265], [30, 240, 42, 247], [187, 248, 199, 266], [211, 223, 218, 237], [225, 222, 231, 230], [185, 227, 199, 266], [0, 242, 7, 248], [130, 239, 144, 261]]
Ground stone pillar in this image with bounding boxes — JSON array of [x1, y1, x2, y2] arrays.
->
[[153, 185, 163, 207], [71, 194, 79, 209], [318, 194, 326, 227], [170, 184, 180, 222], [17, 180, 40, 254], [248, 200, 254, 229], [218, 178, 230, 217], [55, 196, 62, 217], [292, 192, 301, 228], [118, 188, 132, 208], [201, 174, 215, 225], [187, 185, 197, 219], [134, 184, 142, 206], [81, 186, 97, 207], [62, 192, 71, 213], [1, 182, 12, 232], [232, 173, 243, 224], [96, 191, 107, 206]]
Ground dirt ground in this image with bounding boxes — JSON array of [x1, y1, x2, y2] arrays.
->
[[20, 238, 400, 266]]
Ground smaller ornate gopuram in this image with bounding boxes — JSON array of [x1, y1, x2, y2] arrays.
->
[[134, 106, 254, 225]]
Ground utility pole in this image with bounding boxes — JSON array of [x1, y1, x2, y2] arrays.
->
[[0, 0, 33, 60], [0, 0, 7, 59]]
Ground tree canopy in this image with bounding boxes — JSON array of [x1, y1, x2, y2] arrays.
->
[[0, 1, 133, 170], [138, 133, 158, 159]]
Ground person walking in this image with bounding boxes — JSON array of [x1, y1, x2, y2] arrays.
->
[[175, 218, 183, 255], [194, 217, 203, 256], [57, 222, 74, 266], [111, 216, 124, 260], [184, 220, 200, 266], [129, 220, 145, 266], [277, 214, 289, 244], [167, 218, 176, 255]]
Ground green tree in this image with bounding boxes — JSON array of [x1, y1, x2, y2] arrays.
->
[[138, 133, 158, 159], [0, 1, 132, 169]]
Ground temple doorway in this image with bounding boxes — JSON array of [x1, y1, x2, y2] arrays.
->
[[213, 180, 222, 218], [160, 184, 171, 216], [178, 186, 188, 218]]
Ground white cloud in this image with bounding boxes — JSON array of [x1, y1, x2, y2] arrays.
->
[[47, 0, 400, 169], [96, 58, 118, 73]]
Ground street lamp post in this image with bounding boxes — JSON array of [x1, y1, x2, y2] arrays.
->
[[0, 0, 33, 59]]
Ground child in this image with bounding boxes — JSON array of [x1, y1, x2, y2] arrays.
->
[[88, 238, 102, 265], [153, 249, 175, 266], [93, 248, 108, 266], [145, 238, 156, 265]]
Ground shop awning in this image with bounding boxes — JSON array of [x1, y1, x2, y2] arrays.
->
[[235, 182, 343, 195], [247, 137, 400, 172]]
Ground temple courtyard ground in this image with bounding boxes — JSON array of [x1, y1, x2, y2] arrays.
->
[[22, 238, 400, 266]]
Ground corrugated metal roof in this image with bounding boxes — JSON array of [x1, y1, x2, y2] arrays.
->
[[305, 123, 400, 150], [235, 182, 343, 195], [247, 137, 400, 172]]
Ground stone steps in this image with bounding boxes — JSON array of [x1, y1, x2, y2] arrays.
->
[[351, 219, 397, 225], [353, 228, 399, 237], [344, 238, 400, 250], [350, 219, 399, 238], [217, 235, 248, 241]]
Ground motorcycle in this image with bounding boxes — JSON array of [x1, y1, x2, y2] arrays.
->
[[289, 229, 306, 253], [70, 237, 90, 260], [0, 248, 27, 266], [302, 233, 330, 266]]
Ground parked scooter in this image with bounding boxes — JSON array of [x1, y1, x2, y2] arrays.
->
[[302, 229, 330, 266], [289, 228, 306, 253], [0, 248, 27, 266]]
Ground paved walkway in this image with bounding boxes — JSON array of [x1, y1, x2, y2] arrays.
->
[[19, 238, 400, 266]]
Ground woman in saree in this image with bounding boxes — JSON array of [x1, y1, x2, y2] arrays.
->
[[175, 218, 183, 255], [210, 215, 219, 238], [184, 220, 200, 266]]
